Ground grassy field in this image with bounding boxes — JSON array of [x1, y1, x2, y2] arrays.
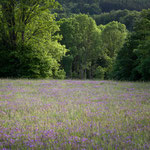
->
[[0, 79, 150, 150]]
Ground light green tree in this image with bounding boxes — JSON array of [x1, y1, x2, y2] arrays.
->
[[101, 21, 127, 58], [59, 14, 102, 79], [100, 21, 127, 78], [0, 0, 67, 78]]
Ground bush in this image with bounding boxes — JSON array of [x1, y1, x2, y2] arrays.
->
[[0, 43, 65, 79], [54, 69, 66, 79], [95, 66, 105, 79]]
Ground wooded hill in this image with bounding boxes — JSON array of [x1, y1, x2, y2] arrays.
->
[[55, 0, 147, 31], [56, 0, 150, 15], [0, 0, 150, 81]]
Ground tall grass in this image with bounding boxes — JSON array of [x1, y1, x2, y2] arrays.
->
[[0, 79, 150, 149]]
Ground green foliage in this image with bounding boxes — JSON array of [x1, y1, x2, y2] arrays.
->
[[59, 14, 127, 79], [99, 0, 150, 12], [56, 0, 150, 20], [54, 69, 66, 79], [112, 9, 150, 81], [94, 66, 105, 79], [0, 0, 67, 79], [1, 0, 150, 81], [0, 45, 19, 78], [134, 9, 150, 80], [99, 21, 127, 79], [59, 14, 102, 79], [93, 9, 140, 31], [101, 21, 127, 58], [61, 55, 73, 78], [112, 34, 140, 81], [71, 3, 101, 15]]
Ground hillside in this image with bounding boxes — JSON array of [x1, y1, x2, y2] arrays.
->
[[56, 0, 150, 16]]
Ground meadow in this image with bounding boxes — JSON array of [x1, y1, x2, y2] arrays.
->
[[0, 79, 150, 150]]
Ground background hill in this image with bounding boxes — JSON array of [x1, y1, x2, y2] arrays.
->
[[56, 0, 150, 15], [55, 0, 149, 31]]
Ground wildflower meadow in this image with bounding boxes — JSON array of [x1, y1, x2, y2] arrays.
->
[[0, 79, 150, 150]]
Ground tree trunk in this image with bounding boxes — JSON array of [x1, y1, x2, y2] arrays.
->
[[21, 7, 26, 44], [84, 69, 87, 79]]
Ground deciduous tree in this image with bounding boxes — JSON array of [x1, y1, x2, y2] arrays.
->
[[59, 14, 102, 79], [0, 0, 67, 78]]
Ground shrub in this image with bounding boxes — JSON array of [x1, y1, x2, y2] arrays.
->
[[95, 66, 105, 79]]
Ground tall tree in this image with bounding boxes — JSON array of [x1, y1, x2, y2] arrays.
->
[[100, 21, 127, 78], [59, 14, 102, 79], [112, 33, 140, 80], [112, 9, 150, 81], [0, 0, 59, 46], [101, 21, 127, 58], [0, 0, 67, 78], [134, 9, 150, 80]]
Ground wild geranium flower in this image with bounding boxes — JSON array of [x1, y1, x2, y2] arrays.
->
[[81, 137, 88, 142]]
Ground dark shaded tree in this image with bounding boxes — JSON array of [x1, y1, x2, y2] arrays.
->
[[93, 9, 140, 31], [56, 0, 150, 19], [112, 9, 150, 81]]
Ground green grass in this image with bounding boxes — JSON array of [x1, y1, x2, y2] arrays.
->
[[0, 79, 150, 149]]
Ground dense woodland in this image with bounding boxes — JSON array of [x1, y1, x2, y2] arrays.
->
[[0, 0, 150, 80]]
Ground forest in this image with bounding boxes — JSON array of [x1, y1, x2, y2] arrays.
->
[[0, 0, 150, 81]]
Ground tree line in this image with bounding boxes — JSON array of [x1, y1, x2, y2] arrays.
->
[[56, 0, 150, 17], [59, 15, 127, 79], [0, 0, 150, 80]]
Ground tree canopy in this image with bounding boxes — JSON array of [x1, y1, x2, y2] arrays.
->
[[112, 9, 150, 81], [0, 0, 67, 78], [59, 14, 127, 79], [56, 0, 150, 18], [59, 14, 102, 79]]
